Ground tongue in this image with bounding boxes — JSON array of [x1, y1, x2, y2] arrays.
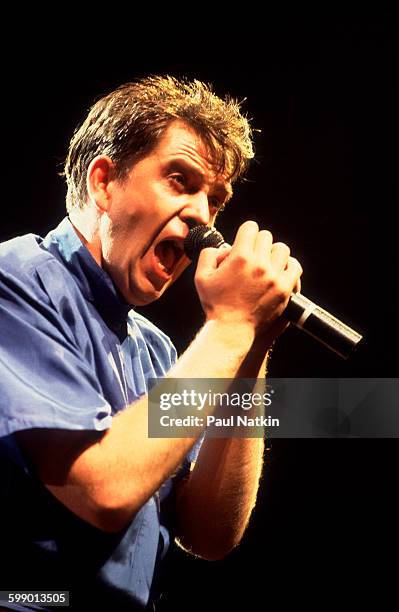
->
[[155, 241, 175, 271]]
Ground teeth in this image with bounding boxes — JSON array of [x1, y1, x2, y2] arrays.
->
[[157, 261, 168, 272]]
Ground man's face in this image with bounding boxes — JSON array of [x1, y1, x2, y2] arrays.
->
[[101, 120, 232, 305]]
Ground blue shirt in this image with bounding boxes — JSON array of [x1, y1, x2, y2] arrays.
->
[[0, 217, 194, 611]]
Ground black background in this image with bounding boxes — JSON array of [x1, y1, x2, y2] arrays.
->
[[2, 13, 397, 609]]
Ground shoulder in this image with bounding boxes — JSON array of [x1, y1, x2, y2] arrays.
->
[[0, 232, 87, 350], [0, 232, 51, 273], [0, 231, 83, 307], [0, 233, 55, 310], [0, 232, 67, 294]]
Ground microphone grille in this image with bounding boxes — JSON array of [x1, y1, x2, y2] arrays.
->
[[184, 225, 226, 261]]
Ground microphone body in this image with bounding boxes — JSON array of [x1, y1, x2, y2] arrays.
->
[[184, 225, 363, 359]]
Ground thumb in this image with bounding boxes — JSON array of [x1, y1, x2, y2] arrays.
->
[[215, 243, 232, 267], [195, 247, 220, 275]]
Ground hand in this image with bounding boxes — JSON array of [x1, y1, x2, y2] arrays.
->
[[194, 221, 302, 339]]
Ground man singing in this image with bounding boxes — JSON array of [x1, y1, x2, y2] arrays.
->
[[0, 76, 302, 610]]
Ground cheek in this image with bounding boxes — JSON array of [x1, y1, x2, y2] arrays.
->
[[101, 225, 133, 268]]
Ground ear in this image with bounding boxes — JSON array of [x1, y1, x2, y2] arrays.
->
[[86, 156, 115, 213]]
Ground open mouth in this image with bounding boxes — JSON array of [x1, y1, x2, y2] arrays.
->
[[153, 239, 185, 275]]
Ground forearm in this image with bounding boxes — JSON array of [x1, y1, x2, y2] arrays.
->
[[174, 333, 270, 559], [176, 435, 264, 560]]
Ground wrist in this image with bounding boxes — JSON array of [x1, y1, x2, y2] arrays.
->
[[172, 317, 256, 380], [204, 317, 256, 354]]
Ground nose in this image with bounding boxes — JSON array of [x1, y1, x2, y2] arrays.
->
[[180, 191, 211, 227]]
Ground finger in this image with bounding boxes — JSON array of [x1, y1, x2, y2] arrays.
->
[[282, 257, 303, 293], [294, 276, 301, 294], [254, 229, 273, 260], [215, 243, 232, 267], [232, 220, 259, 254], [270, 242, 291, 272], [196, 247, 220, 273]]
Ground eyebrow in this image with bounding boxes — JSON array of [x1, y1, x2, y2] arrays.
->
[[166, 158, 233, 203]]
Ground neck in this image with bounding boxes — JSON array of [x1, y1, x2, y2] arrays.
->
[[68, 205, 103, 267]]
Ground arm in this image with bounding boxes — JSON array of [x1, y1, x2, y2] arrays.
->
[[173, 229, 298, 559], [175, 334, 271, 561], [16, 318, 258, 533], [16, 222, 301, 537]]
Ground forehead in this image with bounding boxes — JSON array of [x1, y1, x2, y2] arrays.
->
[[152, 120, 229, 184]]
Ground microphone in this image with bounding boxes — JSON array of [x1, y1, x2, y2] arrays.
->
[[184, 225, 363, 359]]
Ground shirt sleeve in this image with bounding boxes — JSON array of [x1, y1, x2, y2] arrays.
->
[[0, 267, 112, 440]]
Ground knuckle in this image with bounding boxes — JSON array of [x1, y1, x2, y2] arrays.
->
[[232, 253, 247, 267], [252, 264, 266, 279], [266, 274, 278, 291]]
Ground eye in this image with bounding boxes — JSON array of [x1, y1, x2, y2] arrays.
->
[[169, 173, 187, 188]]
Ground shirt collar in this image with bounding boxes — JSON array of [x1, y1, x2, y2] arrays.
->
[[43, 217, 131, 340]]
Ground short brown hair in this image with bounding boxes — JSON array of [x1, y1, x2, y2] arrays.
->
[[64, 75, 255, 212]]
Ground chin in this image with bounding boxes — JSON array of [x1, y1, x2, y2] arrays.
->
[[126, 263, 187, 306], [127, 283, 170, 307], [131, 295, 161, 307]]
